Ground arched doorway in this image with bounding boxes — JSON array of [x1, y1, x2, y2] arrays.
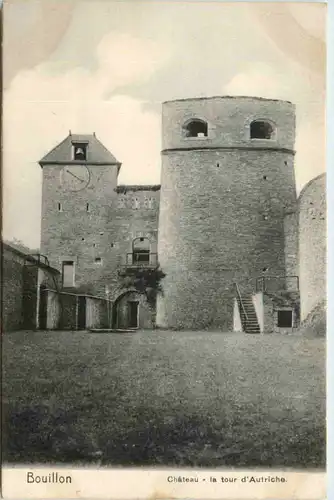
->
[[112, 290, 154, 329]]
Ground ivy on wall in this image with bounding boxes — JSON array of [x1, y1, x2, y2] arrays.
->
[[120, 267, 166, 307]]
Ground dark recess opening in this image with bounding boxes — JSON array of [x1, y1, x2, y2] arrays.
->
[[250, 121, 274, 139], [73, 143, 87, 161], [133, 237, 150, 263], [185, 119, 208, 138], [277, 310, 293, 328]]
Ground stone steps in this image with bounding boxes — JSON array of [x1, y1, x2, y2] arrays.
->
[[238, 294, 261, 334]]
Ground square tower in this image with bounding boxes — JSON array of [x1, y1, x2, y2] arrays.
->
[[39, 133, 121, 295]]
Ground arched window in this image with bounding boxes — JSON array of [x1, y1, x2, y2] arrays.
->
[[184, 119, 208, 138], [132, 237, 150, 263], [250, 120, 275, 140]]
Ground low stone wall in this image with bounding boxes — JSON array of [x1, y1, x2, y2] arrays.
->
[[44, 289, 61, 329], [2, 243, 60, 332], [41, 289, 112, 330], [252, 292, 264, 333], [252, 291, 300, 334], [86, 296, 110, 329]]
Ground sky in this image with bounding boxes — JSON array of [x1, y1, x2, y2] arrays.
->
[[3, 0, 326, 248]]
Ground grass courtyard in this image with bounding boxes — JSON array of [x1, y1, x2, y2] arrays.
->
[[2, 330, 325, 468]]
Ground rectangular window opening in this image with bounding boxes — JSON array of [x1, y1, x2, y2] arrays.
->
[[58, 203, 62, 212], [277, 310, 293, 328], [86, 203, 90, 212], [95, 257, 102, 264], [62, 261, 75, 288]]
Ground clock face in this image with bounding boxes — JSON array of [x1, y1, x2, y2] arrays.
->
[[61, 165, 90, 191]]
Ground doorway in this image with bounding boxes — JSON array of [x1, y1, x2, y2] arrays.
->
[[128, 301, 139, 328], [78, 296, 86, 330]]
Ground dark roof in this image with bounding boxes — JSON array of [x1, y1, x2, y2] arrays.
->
[[39, 133, 121, 169], [116, 185, 161, 193]]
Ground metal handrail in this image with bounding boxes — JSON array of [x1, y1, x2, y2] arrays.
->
[[235, 282, 249, 322], [256, 275, 299, 292]]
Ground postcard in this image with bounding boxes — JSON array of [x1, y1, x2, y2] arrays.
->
[[1, 1, 326, 499]]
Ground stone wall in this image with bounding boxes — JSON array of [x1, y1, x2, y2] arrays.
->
[[2, 243, 60, 332], [298, 173, 326, 320], [254, 291, 300, 334], [40, 164, 119, 296], [41, 288, 112, 330], [2, 246, 25, 331], [113, 187, 160, 290], [40, 160, 160, 298], [284, 209, 299, 281], [86, 296, 110, 329], [157, 97, 296, 329]]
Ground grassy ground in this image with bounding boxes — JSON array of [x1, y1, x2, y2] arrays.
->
[[2, 330, 325, 467]]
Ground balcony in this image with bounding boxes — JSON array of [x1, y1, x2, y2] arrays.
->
[[119, 252, 158, 274]]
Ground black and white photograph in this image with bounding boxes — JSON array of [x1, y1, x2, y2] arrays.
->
[[1, 1, 326, 498]]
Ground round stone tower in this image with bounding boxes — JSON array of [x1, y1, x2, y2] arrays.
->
[[157, 96, 297, 330], [298, 173, 326, 321]]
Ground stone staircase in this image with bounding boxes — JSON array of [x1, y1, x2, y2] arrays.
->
[[237, 292, 261, 334]]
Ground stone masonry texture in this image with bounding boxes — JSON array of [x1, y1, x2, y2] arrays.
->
[[298, 173, 326, 321], [40, 163, 160, 300], [38, 97, 325, 331], [157, 96, 297, 329]]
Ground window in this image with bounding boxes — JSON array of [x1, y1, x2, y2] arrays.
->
[[144, 197, 155, 209], [250, 121, 275, 140], [86, 203, 90, 212], [72, 142, 87, 161], [94, 257, 102, 265], [148, 198, 155, 209], [62, 261, 75, 287], [133, 237, 150, 263], [184, 119, 208, 138], [58, 203, 63, 212], [118, 197, 126, 209], [132, 197, 140, 209], [277, 310, 293, 328]]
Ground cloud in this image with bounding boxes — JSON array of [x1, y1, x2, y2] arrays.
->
[[3, 32, 169, 246], [96, 32, 170, 90], [224, 63, 293, 101], [224, 63, 326, 194]]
